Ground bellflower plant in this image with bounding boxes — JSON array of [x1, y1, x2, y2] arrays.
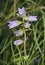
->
[[7, 6, 38, 64], [8, 7, 37, 46]]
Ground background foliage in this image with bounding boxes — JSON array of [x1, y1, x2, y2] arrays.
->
[[0, 0, 45, 65]]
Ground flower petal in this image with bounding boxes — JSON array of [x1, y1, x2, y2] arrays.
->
[[28, 16, 37, 21], [14, 40, 23, 45], [8, 20, 19, 29], [18, 7, 26, 17], [14, 30, 23, 36], [24, 22, 31, 28]]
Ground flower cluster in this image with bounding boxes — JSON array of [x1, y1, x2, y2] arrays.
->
[[8, 7, 37, 46]]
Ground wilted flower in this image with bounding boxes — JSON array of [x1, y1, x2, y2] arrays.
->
[[18, 7, 26, 17], [28, 16, 37, 21], [14, 30, 23, 36], [14, 39, 23, 45], [8, 20, 19, 29], [24, 22, 31, 28]]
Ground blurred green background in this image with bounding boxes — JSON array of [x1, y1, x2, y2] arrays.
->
[[0, 0, 45, 65]]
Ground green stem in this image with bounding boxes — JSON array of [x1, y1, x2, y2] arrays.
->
[[16, 46, 22, 65], [42, 14, 45, 65], [23, 17, 27, 65], [11, 39, 15, 65], [33, 26, 43, 57], [24, 29, 27, 65], [14, 0, 16, 17], [24, 29, 27, 56]]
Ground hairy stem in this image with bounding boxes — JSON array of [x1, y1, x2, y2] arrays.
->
[[24, 29, 27, 65], [24, 29, 27, 56]]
